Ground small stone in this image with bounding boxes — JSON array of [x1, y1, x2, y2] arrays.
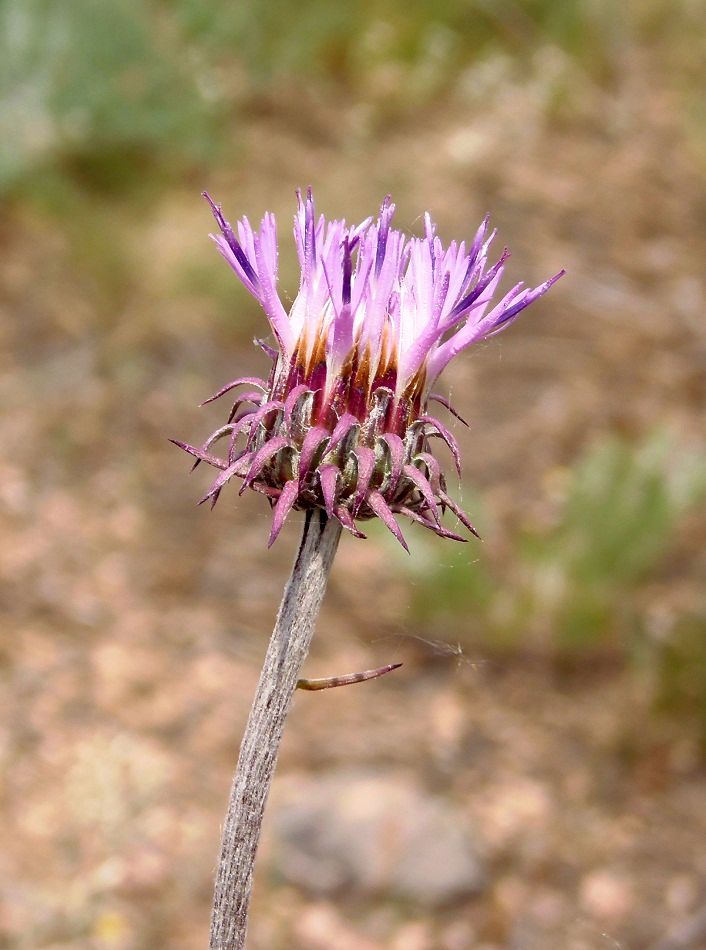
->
[[268, 771, 485, 908], [579, 869, 633, 922], [390, 921, 434, 950], [294, 903, 378, 950]]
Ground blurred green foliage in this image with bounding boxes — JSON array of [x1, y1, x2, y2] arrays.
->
[[3, 0, 705, 201], [520, 433, 706, 650], [651, 616, 706, 746], [0, 0, 214, 196], [403, 432, 706, 737], [408, 433, 706, 648], [175, 0, 686, 93]]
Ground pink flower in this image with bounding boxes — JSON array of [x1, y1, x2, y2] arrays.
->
[[174, 190, 563, 549]]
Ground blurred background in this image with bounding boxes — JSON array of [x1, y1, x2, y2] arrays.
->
[[1, 1, 705, 947]]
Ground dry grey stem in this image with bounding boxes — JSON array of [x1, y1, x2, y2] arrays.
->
[[209, 509, 342, 949]]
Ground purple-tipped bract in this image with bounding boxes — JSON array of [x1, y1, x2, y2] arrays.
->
[[174, 190, 563, 549]]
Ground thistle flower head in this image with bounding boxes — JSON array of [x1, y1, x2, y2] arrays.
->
[[174, 190, 563, 549]]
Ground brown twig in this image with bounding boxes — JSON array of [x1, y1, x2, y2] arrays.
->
[[209, 509, 342, 949], [297, 662, 402, 690]]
